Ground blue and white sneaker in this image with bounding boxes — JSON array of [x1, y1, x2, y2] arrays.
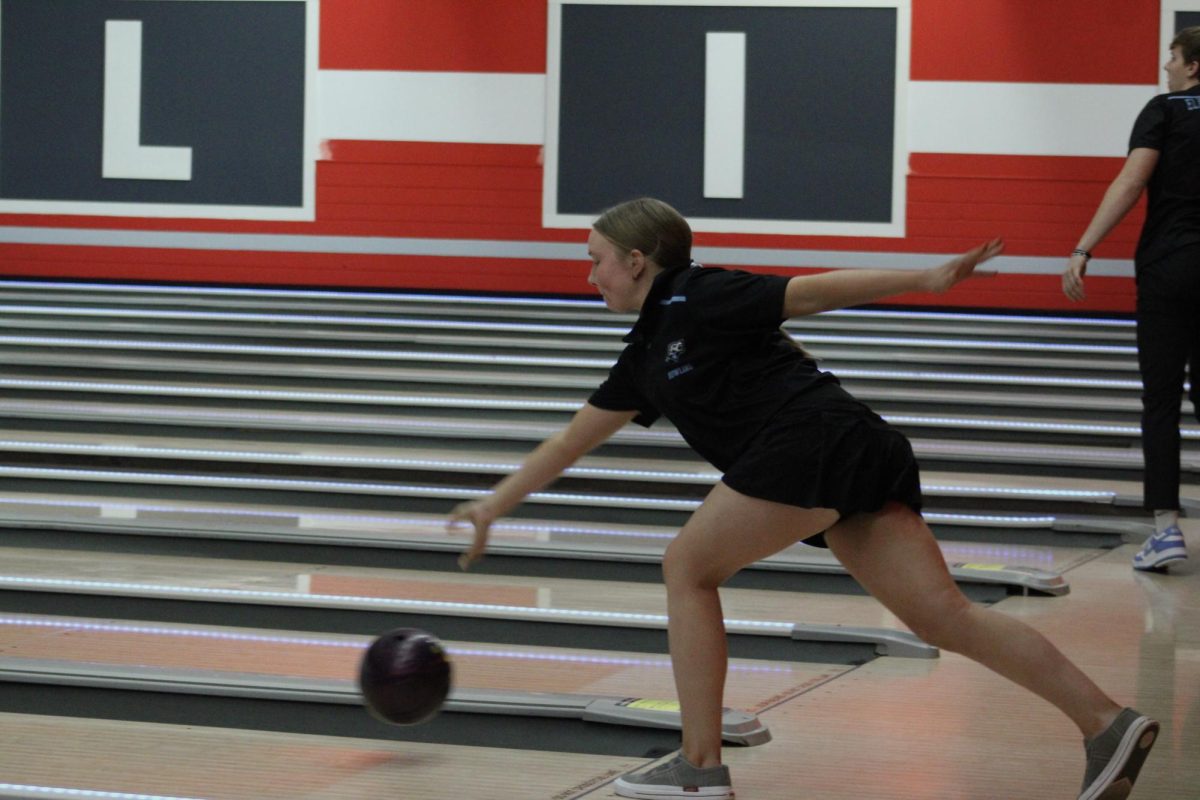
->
[[1132, 525, 1188, 572]]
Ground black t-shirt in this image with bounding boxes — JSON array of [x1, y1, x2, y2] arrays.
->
[[588, 263, 840, 472], [1128, 84, 1200, 267]]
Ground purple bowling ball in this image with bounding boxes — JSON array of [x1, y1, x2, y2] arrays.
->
[[358, 628, 452, 725]]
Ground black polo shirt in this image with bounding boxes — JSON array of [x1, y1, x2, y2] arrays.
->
[[1129, 84, 1200, 268], [588, 263, 840, 472]]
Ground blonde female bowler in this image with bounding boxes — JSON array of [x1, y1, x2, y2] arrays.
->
[[450, 198, 1158, 800]]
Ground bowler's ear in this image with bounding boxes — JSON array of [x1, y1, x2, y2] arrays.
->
[[629, 248, 646, 278]]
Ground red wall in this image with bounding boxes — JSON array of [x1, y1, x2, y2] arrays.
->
[[0, 0, 1164, 313]]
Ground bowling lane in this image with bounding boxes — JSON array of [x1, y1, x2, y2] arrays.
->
[[0, 711, 648, 800], [0, 489, 1102, 574], [0, 613, 850, 713], [0, 545, 921, 632]]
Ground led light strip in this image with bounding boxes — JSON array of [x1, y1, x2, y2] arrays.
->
[[5, 400, 1190, 446], [915, 440, 1141, 460], [0, 617, 361, 649], [888, 416, 1200, 439], [835, 368, 1145, 390], [791, 333, 1135, 354], [8, 378, 1193, 434], [0, 785, 207, 800], [0, 470, 1099, 525], [0, 576, 793, 631], [816, 307, 1134, 328], [0, 340, 1158, 389], [0, 279, 613, 308], [441, 647, 793, 672], [0, 466, 698, 509], [0, 424, 1159, 460], [921, 484, 1113, 499], [0, 305, 629, 337], [0, 403, 572, 433], [0, 497, 681, 539], [0, 378, 578, 410], [3, 440, 1186, 488], [0, 440, 721, 480], [0, 336, 615, 368], [939, 544, 1055, 564], [0, 280, 1136, 327], [0, 304, 1137, 354], [923, 513, 1056, 526], [0, 378, 1097, 416]]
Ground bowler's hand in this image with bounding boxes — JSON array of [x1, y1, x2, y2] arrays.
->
[[447, 499, 496, 570], [925, 238, 1004, 293], [1062, 253, 1088, 302]]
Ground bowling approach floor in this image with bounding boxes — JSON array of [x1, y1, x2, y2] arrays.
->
[[0, 284, 1198, 798], [0, 526, 1196, 798]]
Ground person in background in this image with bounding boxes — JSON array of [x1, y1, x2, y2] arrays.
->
[[1063, 26, 1200, 572]]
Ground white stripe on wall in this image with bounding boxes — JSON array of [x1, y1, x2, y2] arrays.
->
[[316, 71, 1157, 158], [317, 71, 546, 145], [907, 82, 1157, 157]]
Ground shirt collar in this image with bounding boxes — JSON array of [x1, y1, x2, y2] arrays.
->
[[622, 261, 695, 344]]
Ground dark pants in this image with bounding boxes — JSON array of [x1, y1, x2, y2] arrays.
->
[[1136, 243, 1200, 511]]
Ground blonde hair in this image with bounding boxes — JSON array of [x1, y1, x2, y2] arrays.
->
[[592, 198, 693, 270]]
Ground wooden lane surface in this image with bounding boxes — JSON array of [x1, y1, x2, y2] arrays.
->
[[723, 535, 1200, 799], [0, 614, 852, 712], [0, 546, 929, 631], [0, 712, 647, 800]]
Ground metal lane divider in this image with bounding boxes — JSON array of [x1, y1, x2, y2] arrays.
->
[[0, 331, 1143, 377], [1, 399, 1196, 472], [0, 304, 1129, 347], [0, 375, 1171, 417], [0, 658, 769, 754], [2, 428, 1194, 483], [0, 515, 1069, 601], [0, 286, 1139, 342], [0, 462, 1163, 548], [0, 575, 938, 663], [0, 348, 1156, 401]]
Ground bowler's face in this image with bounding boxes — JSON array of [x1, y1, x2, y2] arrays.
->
[[586, 229, 639, 312], [1164, 46, 1197, 92]]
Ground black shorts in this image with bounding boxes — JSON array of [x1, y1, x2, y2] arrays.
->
[[720, 387, 923, 544]]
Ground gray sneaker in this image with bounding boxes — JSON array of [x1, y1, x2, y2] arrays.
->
[[1078, 708, 1159, 800], [613, 753, 733, 799]]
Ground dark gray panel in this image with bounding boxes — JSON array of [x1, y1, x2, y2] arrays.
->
[[556, 4, 896, 223], [0, 683, 685, 757], [1177, 11, 1200, 32], [0, 0, 305, 207]]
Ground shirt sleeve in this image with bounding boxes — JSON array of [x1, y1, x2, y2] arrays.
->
[[684, 267, 790, 331], [1129, 95, 1168, 152], [587, 347, 660, 428]]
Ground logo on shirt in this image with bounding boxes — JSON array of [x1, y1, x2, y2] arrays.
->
[[1169, 96, 1200, 111], [666, 339, 686, 364]]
